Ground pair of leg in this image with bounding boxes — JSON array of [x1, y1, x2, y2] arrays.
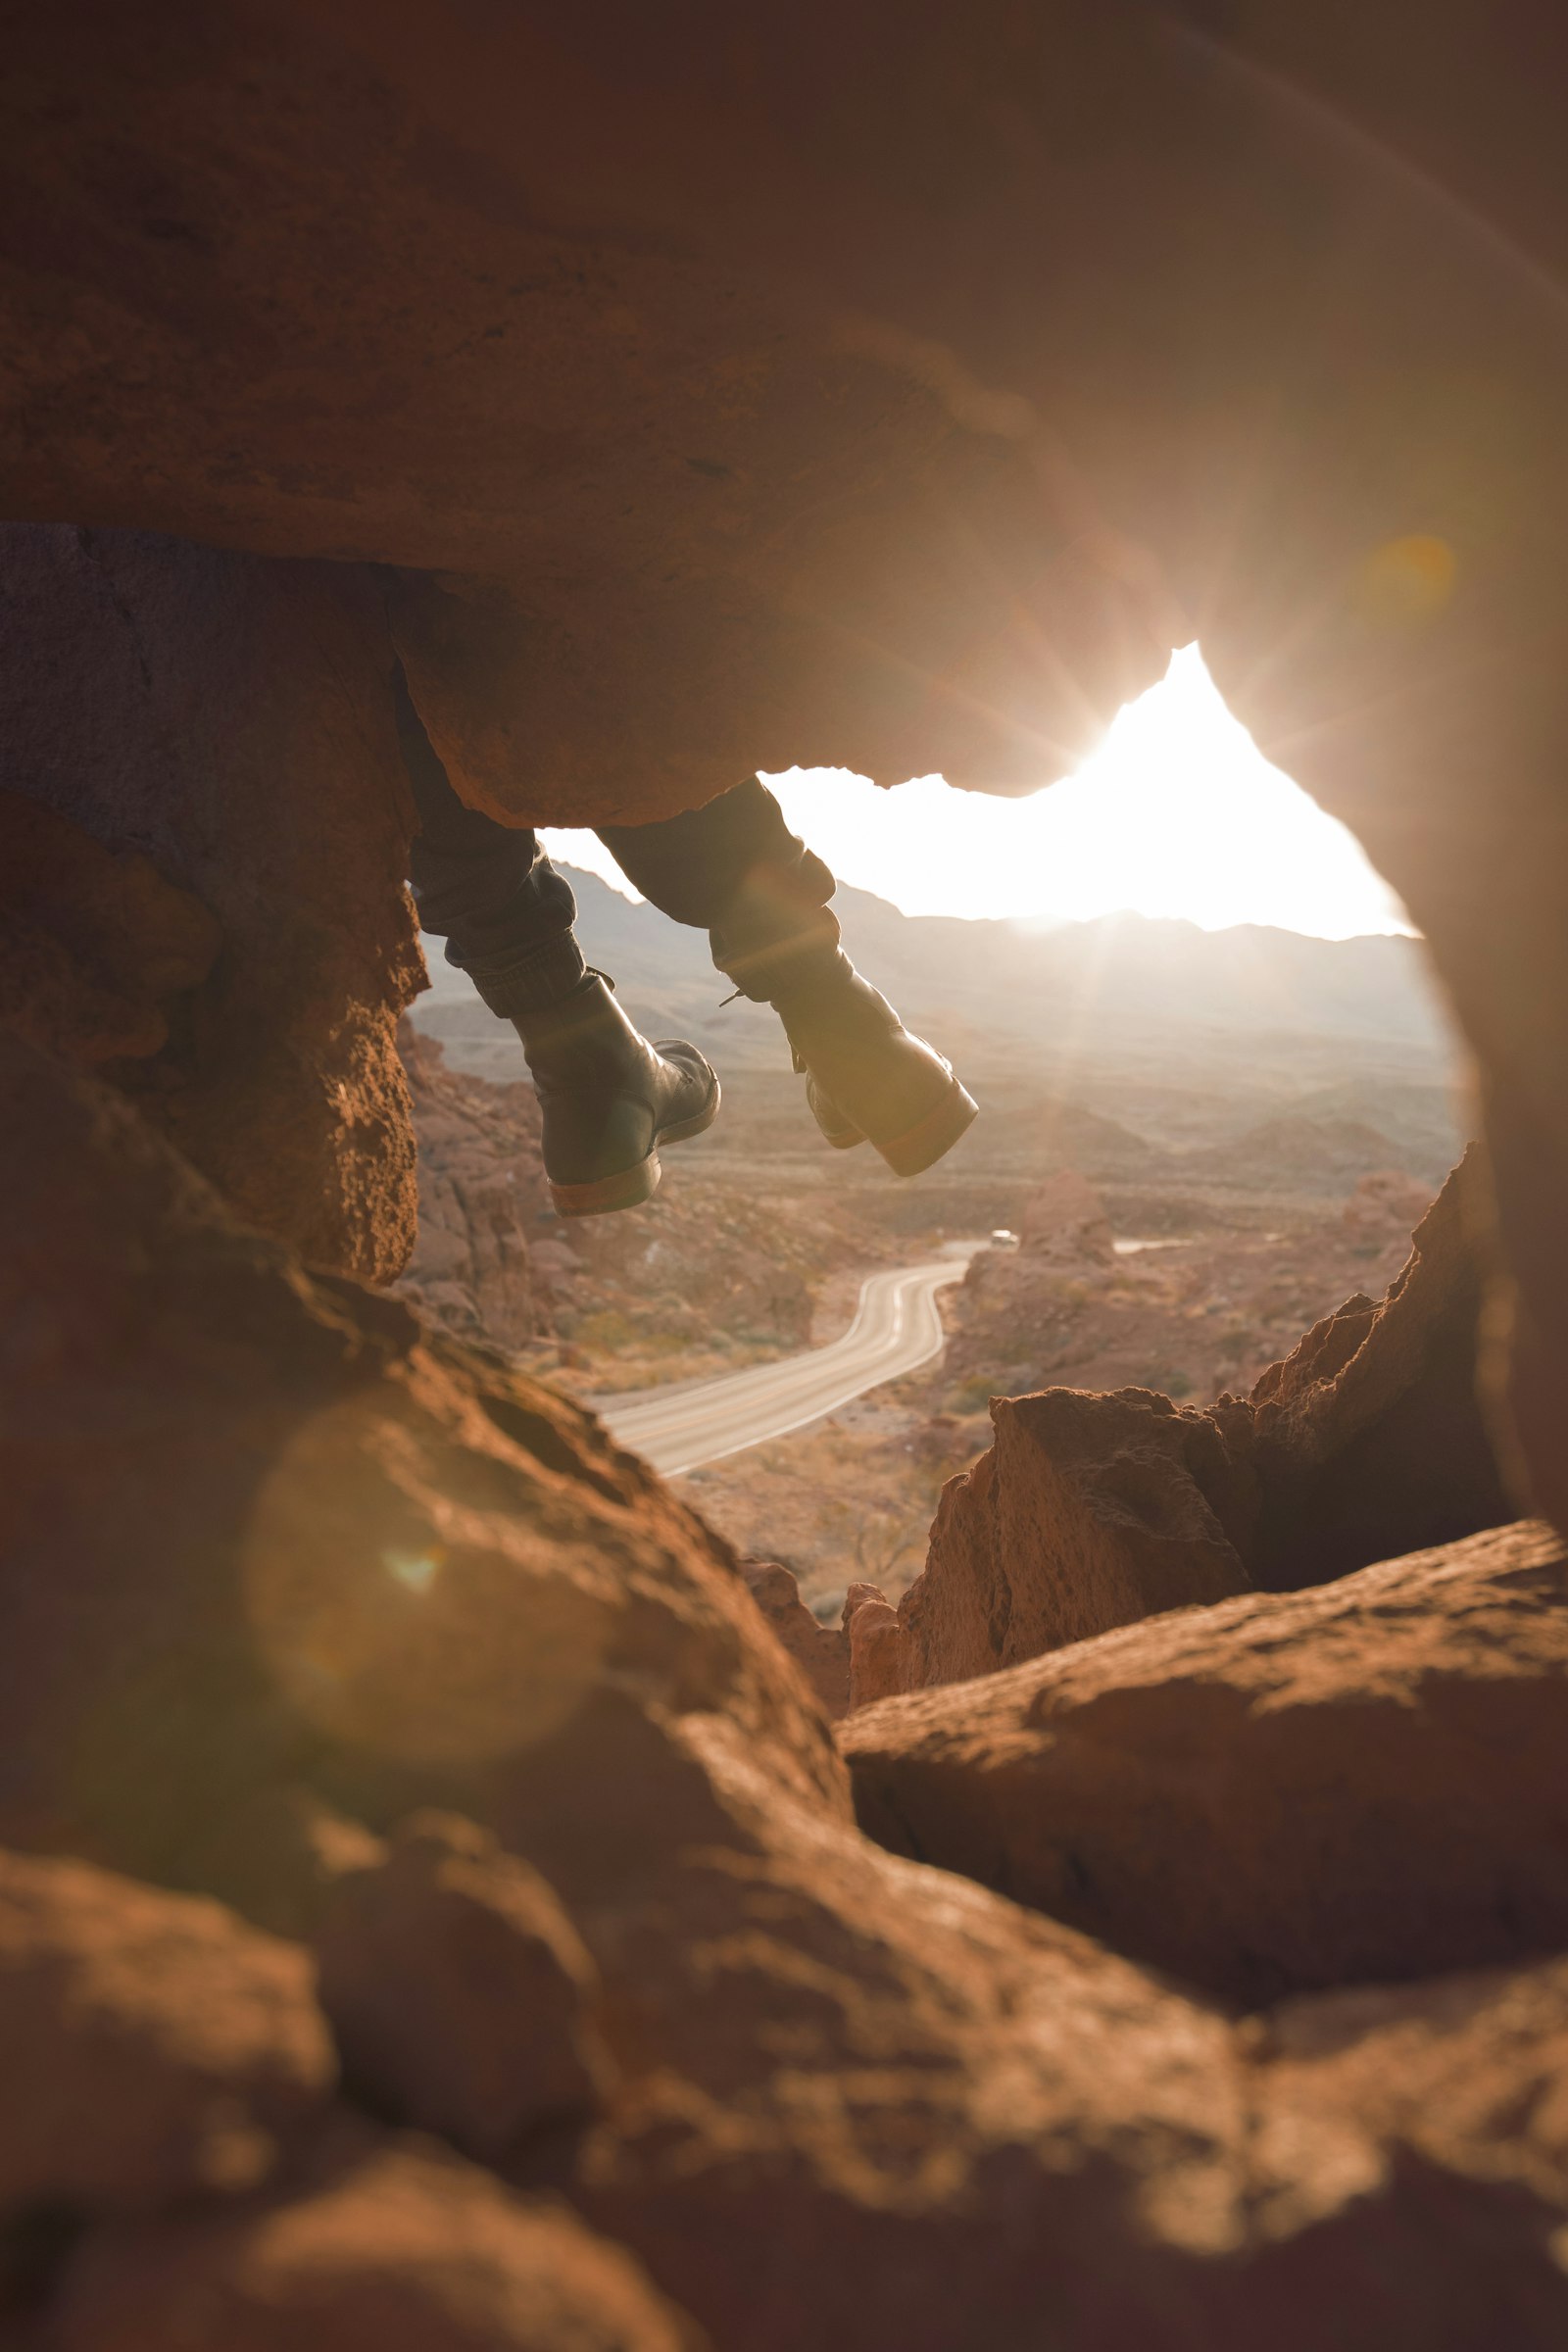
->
[[397, 667, 976, 1214]]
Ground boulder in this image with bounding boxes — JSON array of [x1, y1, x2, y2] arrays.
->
[[0, 1850, 333, 2214], [51, 2139, 700, 2352], [843, 1520, 1568, 2006], [315, 1812, 613, 2162]]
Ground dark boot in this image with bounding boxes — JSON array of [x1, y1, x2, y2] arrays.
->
[[514, 973, 719, 1217], [748, 947, 978, 1177]]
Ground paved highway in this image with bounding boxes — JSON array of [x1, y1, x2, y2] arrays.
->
[[599, 1254, 975, 1476]]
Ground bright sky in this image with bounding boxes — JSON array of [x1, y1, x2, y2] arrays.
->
[[543, 645, 1413, 940]]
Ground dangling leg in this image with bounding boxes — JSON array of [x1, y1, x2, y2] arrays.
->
[[398, 668, 718, 1216], [598, 776, 977, 1176]]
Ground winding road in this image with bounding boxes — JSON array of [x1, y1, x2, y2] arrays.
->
[[598, 1253, 976, 1477]]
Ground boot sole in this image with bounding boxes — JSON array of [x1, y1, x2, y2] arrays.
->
[[548, 1076, 721, 1218], [870, 1075, 979, 1178]]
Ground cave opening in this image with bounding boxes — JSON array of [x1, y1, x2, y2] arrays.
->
[[397, 650, 1488, 1651]]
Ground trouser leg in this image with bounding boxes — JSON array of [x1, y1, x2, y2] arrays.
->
[[396, 664, 587, 1016], [596, 774, 840, 996]]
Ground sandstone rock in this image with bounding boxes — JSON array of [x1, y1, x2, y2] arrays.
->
[[315, 1813, 613, 2162], [0, 790, 220, 1066], [1255, 1954, 1568, 2225], [0, 526, 422, 1282], [893, 1386, 1256, 1692], [890, 1153, 1511, 1690], [843, 1582, 907, 1710], [843, 1520, 1568, 2006], [739, 1561, 850, 1720], [9, 1038, 1568, 2344], [51, 2139, 700, 2352], [0, 1850, 333, 2214], [394, 1023, 545, 1351], [0, 1029, 841, 1887], [1245, 1150, 1511, 1588]]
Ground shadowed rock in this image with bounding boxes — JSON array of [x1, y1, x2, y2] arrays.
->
[[315, 1812, 614, 2162], [843, 1520, 1568, 2006], [0, 526, 423, 1283], [50, 2139, 702, 2352], [0, 1851, 333, 2214]]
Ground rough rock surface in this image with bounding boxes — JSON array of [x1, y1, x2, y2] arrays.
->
[[0, 524, 422, 1281], [843, 1520, 1568, 2006], [52, 2138, 700, 2352], [883, 1154, 1511, 1692], [905, 1387, 1257, 1689], [3, 0, 1566, 1513], [0, 1850, 332, 2216], [738, 1561, 849, 1721], [844, 1582, 915, 1711], [394, 1023, 546, 1349], [0, 1026, 837, 1887], [316, 1812, 613, 2162], [0, 789, 220, 1067], [13, 1035, 1568, 2343]]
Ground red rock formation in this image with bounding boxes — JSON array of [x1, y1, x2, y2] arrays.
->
[[739, 1560, 850, 1720], [315, 1812, 614, 2163], [0, 790, 220, 1066], [0, 1850, 332, 2213], [843, 1583, 906, 1710], [883, 1153, 1511, 1694], [0, 527, 423, 1282], [394, 1022, 546, 1350], [53, 2138, 700, 2352], [844, 1519, 1568, 2006], [12, 1034, 1568, 2344]]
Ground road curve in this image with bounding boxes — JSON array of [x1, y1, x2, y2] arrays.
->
[[598, 1256, 974, 1477]]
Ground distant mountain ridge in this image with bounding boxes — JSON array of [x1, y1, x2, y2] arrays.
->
[[416, 867, 1454, 1062], [409, 868, 1464, 1190]]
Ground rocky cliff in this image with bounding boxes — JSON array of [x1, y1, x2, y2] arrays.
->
[[6, 11, 1568, 2341]]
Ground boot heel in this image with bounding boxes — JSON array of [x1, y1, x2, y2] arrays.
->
[[872, 1078, 979, 1178], [550, 1152, 662, 1218]]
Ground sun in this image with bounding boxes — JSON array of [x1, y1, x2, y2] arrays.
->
[[545, 647, 1413, 941]]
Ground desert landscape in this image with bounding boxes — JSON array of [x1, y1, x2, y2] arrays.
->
[[401, 866, 1469, 1616]]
